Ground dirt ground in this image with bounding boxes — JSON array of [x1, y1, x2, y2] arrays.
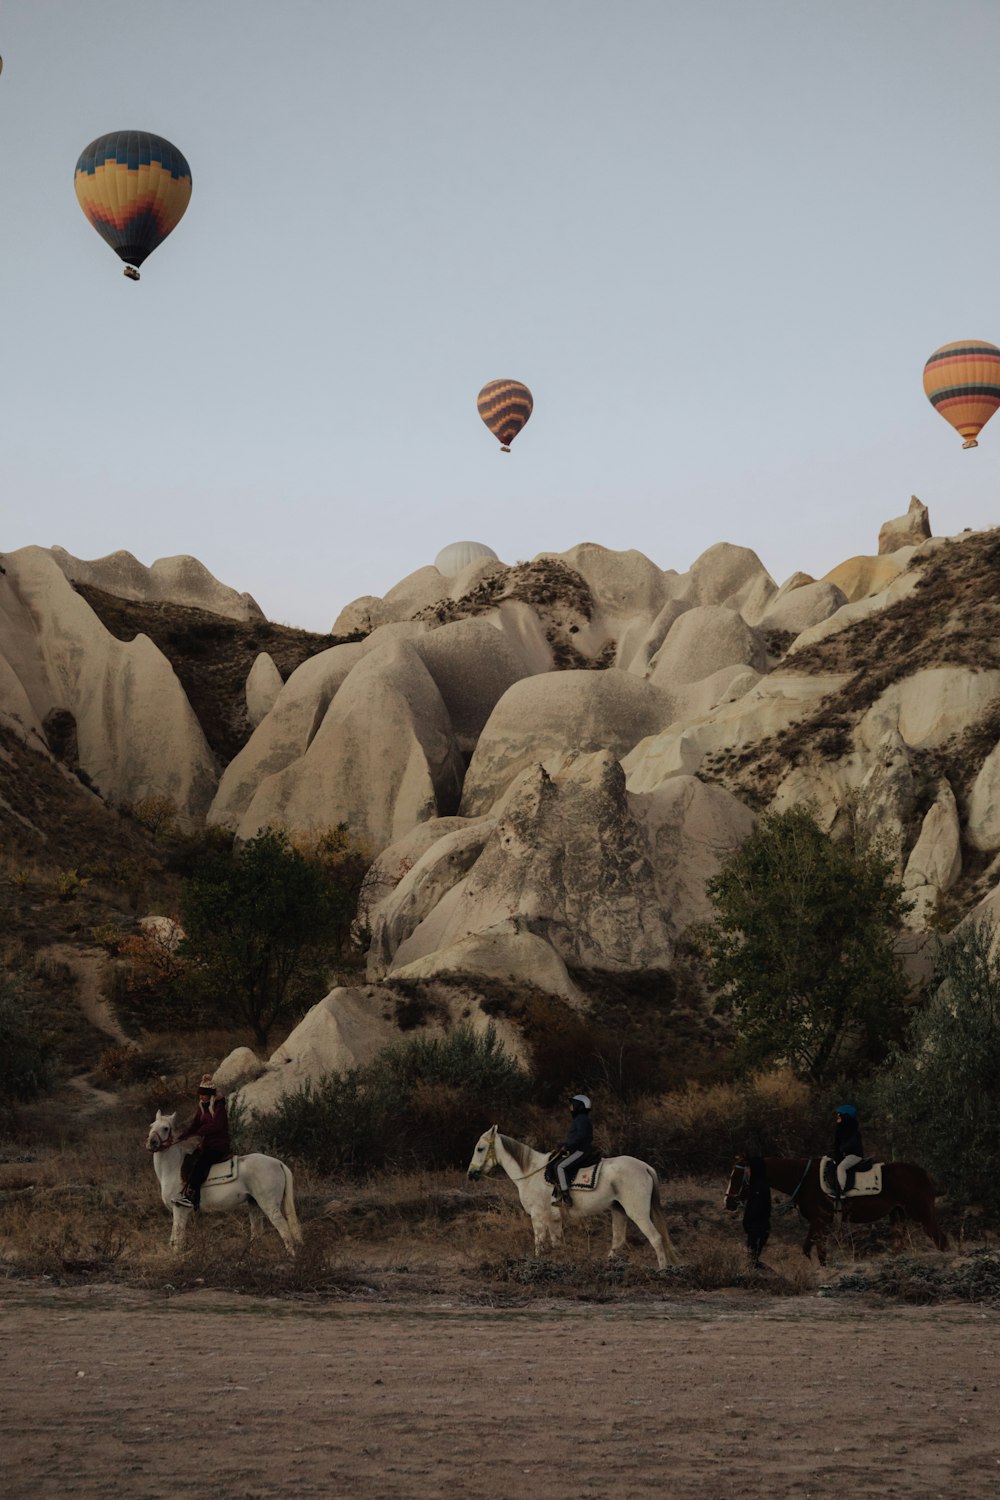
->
[[1, 1281, 997, 1499]]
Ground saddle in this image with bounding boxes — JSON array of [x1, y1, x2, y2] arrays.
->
[[820, 1155, 881, 1199], [543, 1154, 602, 1190], [181, 1154, 239, 1188]]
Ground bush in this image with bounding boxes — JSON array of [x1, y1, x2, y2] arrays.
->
[[608, 1068, 825, 1178], [250, 1022, 532, 1174], [871, 919, 1000, 1215], [0, 983, 54, 1105]]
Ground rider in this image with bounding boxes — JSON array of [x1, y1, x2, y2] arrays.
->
[[551, 1094, 596, 1205], [832, 1104, 864, 1197], [173, 1074, 230, 1211]]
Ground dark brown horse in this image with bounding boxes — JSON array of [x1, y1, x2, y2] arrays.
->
[[724, 1156, 948, 1264]]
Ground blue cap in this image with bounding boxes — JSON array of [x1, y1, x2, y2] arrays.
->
[[836, 1104, 857, 1116]]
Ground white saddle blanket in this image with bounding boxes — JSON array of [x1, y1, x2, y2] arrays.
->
[[570, 1161, 602, 1191], [204, 1157, 239, 1186], [819, 1156, 882, 1198]]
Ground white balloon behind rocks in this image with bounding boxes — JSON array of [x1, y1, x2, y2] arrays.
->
[[433, 540, 500, 577]]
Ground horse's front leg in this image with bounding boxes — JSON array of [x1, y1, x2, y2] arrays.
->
[[529, 1208, 559, 1256], [170, 1205, 188, 1253]]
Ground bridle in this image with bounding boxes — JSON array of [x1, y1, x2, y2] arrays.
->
[[724, 1157, 814, 1216], [470, 1126, 550, 1183], [147, 1122, 175, 1153]]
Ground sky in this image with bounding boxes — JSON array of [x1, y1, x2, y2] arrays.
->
[[4, 1, 1000, 631]]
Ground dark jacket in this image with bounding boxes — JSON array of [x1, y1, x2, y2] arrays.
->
[[833, 1116, 863, 1163], [180, 1097, 231, 1157], [742, 1157, 772, 1239], [561, 1111, 594, 1156]]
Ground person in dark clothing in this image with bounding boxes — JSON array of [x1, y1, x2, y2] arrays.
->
[[551, 1094, 596, 1205], [832, 1104, 864, 1197], [173, 1074, 231, 1211], [742, 1156, 772, 1267]]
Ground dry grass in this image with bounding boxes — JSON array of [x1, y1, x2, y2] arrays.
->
[[0, 1109, 920, 1307]]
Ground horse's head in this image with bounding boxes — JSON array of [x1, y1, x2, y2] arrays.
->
[[467, 1125, 499, 1181], [724, 1158, 749, 1212], [146, 1111, 177, 1153]]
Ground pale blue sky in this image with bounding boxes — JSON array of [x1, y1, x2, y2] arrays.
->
[[3, 1, 1000, 630]]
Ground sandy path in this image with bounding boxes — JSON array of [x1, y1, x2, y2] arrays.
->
[[1, 1284, 998, 1498]]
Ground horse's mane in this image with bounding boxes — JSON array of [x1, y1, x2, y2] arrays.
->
[[499, 1134, 535, 1171]]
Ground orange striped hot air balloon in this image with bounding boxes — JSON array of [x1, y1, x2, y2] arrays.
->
[[477, 379, 533, 452], [923, 340, 1000, 448]]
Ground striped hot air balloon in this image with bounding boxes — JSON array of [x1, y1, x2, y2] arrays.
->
[[74, 131, 192, 281], [922, 340, 1000, 448], [477, 379, 533, 452]]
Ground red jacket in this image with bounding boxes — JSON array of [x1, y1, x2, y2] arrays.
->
[[180, 1098, 231, 1156]]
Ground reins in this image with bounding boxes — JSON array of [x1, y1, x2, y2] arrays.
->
[[773, 1157, 813, 1216]]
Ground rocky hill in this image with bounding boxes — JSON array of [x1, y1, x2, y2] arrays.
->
[[4, 503, 1000, 1106]]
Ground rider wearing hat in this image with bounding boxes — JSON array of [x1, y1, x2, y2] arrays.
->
[[173, 1074, 231, 1211], [551, 1094, 596, 1206], [832, 1104, 864, 1198]]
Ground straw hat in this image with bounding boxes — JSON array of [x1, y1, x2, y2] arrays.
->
[[197, 1074, 217, 1094]]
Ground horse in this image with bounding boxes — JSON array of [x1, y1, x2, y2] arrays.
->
[[146, 1111, 303, 1256], [466, 1125, 680, 1269], [724, 1156, 948, 1265]]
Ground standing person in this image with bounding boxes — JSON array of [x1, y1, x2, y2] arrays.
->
[[832, 1104, 864, 1197], [742, 1156, 772, 1268], [551, 1094, 596, 1206], [173, 1074, 231, 1211]]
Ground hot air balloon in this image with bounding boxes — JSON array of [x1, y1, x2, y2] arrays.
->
[[434, 540, 499, 577], [477, 379, 533, 452], [923, 340, 1000, 448], [74, 131, 192, 281]]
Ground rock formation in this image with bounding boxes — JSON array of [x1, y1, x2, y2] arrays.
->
[[14, 505, 1000, 1113]]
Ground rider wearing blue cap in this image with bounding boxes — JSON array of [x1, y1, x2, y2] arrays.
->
[[833, 1104, 864, 1197]]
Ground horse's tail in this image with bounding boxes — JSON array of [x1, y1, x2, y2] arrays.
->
[[648, 1167, 681, 1265], [281, 1163, 303, 1245]]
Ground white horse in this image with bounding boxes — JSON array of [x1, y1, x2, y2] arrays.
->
[[146, 1111, 303, 1256], [467, 1126, 680, 1269]]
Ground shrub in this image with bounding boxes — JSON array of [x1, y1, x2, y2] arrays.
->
[[871, 919, 1000, 1215], [251, 1022, 532, 1174], [607, 1068, 824, 1178], [0, 982, 54, 1105]]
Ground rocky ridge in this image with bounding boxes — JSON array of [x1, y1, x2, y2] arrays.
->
[[4, 512, 1000, 1108]]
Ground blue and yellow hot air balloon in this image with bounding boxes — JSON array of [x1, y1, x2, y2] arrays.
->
[[74, 131, 192, 281], [922, 340, 1000, 448], [477, 379, 533, 452]]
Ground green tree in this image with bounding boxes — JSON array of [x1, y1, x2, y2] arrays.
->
[[871, 919, 1000, 1214], [180, 828, 348, 1047], [704, 806, 911, 1083]]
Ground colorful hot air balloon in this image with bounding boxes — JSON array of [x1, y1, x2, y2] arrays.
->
[[922, 340, 1000, 448], [477, 379, 533, 452], [74, 131, 192, 281]]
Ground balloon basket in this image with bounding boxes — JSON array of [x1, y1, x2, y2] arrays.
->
[[962, 438, 978, 449], [500, 445, 511, 453], [123, 266, 140, 282]]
